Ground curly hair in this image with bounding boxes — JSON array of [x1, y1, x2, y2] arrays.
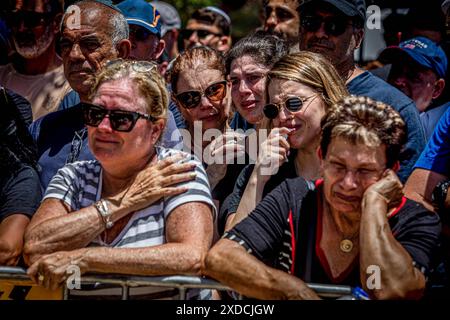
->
[[320, 95, 406, 168], [90, 59, 168, 120]]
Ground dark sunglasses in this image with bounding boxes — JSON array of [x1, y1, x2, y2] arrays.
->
[[129, 26, 157, 42], [81, 103, 156, 132], [180, 29, 222, 40], [263, 94, 318, 119], [301, 15, 353, 36], [175, 80, 227, 109], [4, 10, 53, 29]]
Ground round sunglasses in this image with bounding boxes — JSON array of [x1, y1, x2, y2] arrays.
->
[[263, 94, 318, 119], [301, 15, 353, 37], [175, 80, 228, 109], [81, 103, 156, 132]]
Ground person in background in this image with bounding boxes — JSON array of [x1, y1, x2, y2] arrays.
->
[[181, 6, 232, 54], [263, 0, 300, 51], [150, 0, 181, 61], [0, 0, 72, 119], [117, 0, 165, 62], [226, 30, 289, 131], [170, 46, 246, 212], [379, 36, 449, 140], [0, 87, 41, 266]]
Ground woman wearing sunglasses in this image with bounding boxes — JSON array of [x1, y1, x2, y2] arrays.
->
[[221, 51, 348, 232], [24, 60, 215, 299], [170, 46, 247, 212], [225, 30, 289, 129]]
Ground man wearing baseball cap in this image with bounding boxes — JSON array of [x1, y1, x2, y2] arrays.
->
[[150, 0, 181, 61], [381, 36, 447, 114], [297, 0, 426, 183], [117, 0, 165, 61]]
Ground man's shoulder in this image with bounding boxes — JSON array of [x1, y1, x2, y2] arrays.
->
[[33, 103, 84, 129], [348, 71, 415, 110]]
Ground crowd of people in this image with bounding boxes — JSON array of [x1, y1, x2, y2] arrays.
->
[[0, 0, 450, 300]]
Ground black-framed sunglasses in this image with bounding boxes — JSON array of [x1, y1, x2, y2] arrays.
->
[[301, 15, 353, 37], [175, 80, 228, 109], [81, 103, 156, 132], [180, 29, 222, 40], [263, 94, 318, 119], [129, 25, 158, 42], [4, 10, 53, 29]]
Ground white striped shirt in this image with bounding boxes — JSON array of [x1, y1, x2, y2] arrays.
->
[[44, 146, 215, 299]]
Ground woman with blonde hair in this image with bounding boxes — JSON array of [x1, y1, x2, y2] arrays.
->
[[221, 51, 348, 232], [25, 60, 215, 299]]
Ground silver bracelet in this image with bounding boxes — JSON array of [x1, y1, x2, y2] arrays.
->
[[94, 199, 114, 229]]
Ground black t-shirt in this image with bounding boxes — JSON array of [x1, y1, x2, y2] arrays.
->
[[218, 150, 299, 234], [0, 165, 42, 222], [225, 178, 441, 286]]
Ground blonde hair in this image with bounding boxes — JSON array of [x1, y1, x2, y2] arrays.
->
[[265, 51, 348, 108], [90, 59, 168, 121]]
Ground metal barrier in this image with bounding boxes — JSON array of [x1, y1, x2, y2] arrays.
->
[[0, 266, 358, 300]]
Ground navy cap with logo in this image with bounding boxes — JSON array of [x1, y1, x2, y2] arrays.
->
[[117, 0, 161, 38], [379, 36, 448, 79], [300, 0, 366, 23]]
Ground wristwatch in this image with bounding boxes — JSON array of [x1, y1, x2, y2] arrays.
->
[[432, 179, 450, 211], [94, 199, 114, 229]]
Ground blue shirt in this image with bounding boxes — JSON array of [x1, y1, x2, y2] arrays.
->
[[31, 91, 183, 191], [415, 107, 450, 177], [420, 102, 450, 142], [347, 71, 427, 183]]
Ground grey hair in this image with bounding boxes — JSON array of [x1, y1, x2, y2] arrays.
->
[[110, 12, 129, 46], [61, 1, 129, 46]]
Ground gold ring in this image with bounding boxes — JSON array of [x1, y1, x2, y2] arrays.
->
[[38, 273, 44, 282]]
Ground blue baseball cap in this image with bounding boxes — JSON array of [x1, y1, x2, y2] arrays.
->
[[380, 36, 448, 78], [117, 0, 161, 38]]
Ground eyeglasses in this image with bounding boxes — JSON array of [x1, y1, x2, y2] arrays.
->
[[104, 59, 158, 73], [81, 103, 156, 132], [263, 94, 318, 119], [180, 29, 222, 40], [129, 26, 158, 42], [301, 15, 353, 36], [4, 10, 53, 29], [175, 80, 227, 109]]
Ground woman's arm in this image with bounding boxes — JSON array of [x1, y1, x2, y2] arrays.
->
[[0, 214, 30, 266], [203, 238, 319, 300], [360, 170, 428, 300], [24, 155, 197, 265], [27, 202, 213, 290], [225, 128, 290, 230]]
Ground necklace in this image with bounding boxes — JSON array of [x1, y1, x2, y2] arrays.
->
[[340, 239, 354, 253]]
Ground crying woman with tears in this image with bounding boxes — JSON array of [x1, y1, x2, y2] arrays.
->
[[218, 51, 348, 234]]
